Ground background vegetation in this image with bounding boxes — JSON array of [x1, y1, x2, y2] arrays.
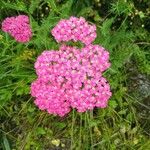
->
[[0, 0, 150, 149]]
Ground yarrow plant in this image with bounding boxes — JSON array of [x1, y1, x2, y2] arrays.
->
[[31, 16, 112, 117], [51, 16, 97, 45], [1, 15, 32, 43]]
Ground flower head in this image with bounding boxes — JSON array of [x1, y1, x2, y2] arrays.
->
[[1, 15, 32, 43], [31, 44, 111, 116], [51, 16, 96, 45]]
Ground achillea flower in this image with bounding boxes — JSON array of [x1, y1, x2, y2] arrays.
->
[[1, 15, 32, 43], [51, 16, 96, 45], [31, 45, 111, 116], [31, 16, 111, 117]]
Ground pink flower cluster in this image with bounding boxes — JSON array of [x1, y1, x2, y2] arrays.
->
[[31, 16, 112, 117], [31, 44, 112, 116], [51, 16, 97, 45], [1, 15, 32, 43]]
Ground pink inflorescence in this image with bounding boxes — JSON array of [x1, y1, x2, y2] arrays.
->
[[1, 15, 32, 43], [31, 16, 112, 117], [31, 45, 112, 116], [51, 16, 97, 45]]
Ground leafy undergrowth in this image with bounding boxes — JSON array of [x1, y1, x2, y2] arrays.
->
[[0, 0, 150, 149]]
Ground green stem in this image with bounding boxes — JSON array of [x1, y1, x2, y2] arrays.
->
[[71, 109, 75, 150]]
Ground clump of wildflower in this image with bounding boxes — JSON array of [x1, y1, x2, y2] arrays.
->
[[51, 16, 97, 45], [1, 15, 32, 43], [31, 44, 111, 116], [31, 16, 112, 116]]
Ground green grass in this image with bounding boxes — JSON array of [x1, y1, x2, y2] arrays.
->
[[0, 0, 150, 149]]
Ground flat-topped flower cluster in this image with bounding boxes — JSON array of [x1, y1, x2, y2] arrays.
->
[[31, 16, 112, 117], [2, 15, 32, 42], [51, 17, 96, 45]]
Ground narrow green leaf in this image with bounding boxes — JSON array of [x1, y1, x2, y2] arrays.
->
[[3, 135, 11, 150]]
